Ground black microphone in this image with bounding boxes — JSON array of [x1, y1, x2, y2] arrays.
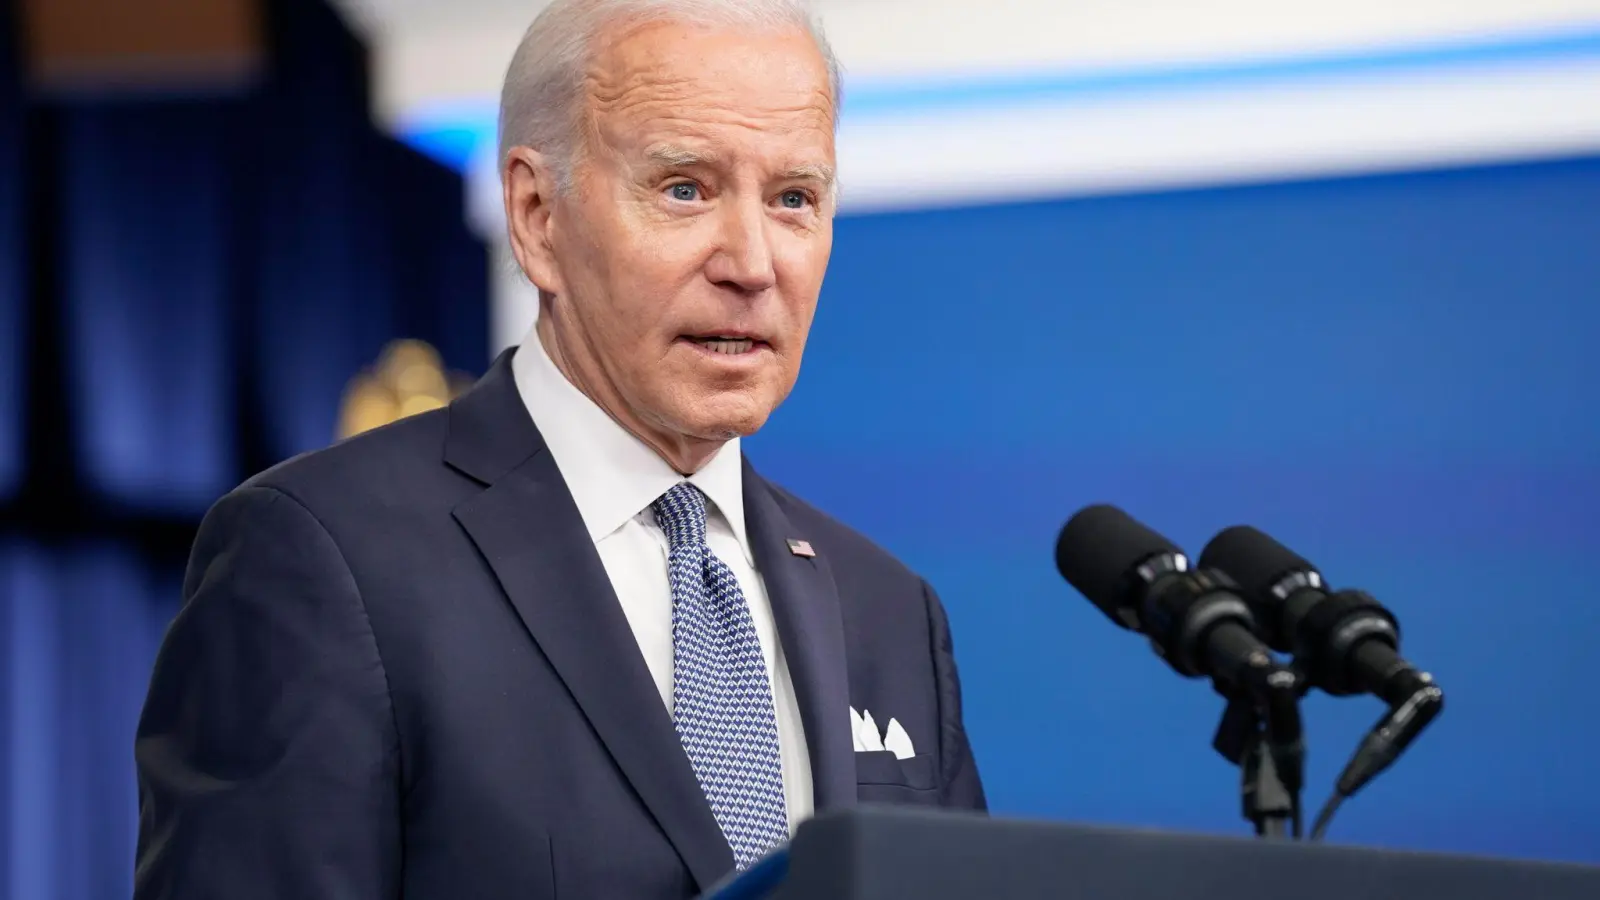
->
[[1198, 525, 1438, 708], [1198, 525, 1444, 837], [1055, 504, 1278, 687], [1056, 505, 1306, 838], [1198, 525, 1442, 712]]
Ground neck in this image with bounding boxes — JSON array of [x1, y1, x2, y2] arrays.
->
[[535, 312, 725, 476]]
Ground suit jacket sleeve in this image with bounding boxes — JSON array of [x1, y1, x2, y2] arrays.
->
[[923, 580, 988, 811], [134, 485, 401, 899]]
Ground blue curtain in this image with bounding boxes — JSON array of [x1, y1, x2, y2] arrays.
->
[[252, 0, 396, 463], [0, 1, 490, 896], [3, 542, 179, 900], [58, 102, 239, 516]]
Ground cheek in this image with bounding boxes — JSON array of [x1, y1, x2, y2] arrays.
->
[[581, 246, 685, 343], [779, 216, 831, 273], [775, 237, 830, 324], [607, 227, 710, 316]]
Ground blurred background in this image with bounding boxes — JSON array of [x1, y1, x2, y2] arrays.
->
[[2, 0, 1598, 896]]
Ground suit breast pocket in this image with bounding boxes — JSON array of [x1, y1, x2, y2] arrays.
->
[[855, 751, 937, 804]]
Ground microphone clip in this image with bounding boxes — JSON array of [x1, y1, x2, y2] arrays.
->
[[1209, 663, 1308, 839]]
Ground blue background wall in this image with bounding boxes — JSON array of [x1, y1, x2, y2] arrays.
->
[[748, 153, 1600, 861]]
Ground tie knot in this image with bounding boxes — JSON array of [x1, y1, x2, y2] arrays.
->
[[652, 482, 708, 550]]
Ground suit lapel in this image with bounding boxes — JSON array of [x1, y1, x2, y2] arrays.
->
[[742, 463, 857, 814], [444, 354, 735, 891]]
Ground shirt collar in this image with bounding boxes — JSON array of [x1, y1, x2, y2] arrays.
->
[[510, 322, 753, 563]]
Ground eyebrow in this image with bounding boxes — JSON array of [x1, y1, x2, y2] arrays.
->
[[783, 163, 836, 186], [643, 145, 835, 187], [645, 145, 714, 168]]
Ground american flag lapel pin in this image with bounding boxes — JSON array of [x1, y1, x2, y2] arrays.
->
[[786, 538, 816, 558]]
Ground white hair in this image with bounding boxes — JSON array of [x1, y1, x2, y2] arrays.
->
[[497, 0, 843, 193]]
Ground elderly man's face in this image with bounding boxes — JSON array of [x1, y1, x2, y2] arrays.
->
[[508, 19, 837, 469]]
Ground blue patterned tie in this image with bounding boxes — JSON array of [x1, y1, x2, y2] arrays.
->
[[652, 482, 789, 869]]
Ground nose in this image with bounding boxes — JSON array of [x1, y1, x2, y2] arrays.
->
[[704, 197, 777, 295]]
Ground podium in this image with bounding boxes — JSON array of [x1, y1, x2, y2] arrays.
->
[[701, 805, 1600, 899]]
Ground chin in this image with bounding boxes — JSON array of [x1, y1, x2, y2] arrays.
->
[[674, 394, 775, 441], [685, 412, 768, 441]]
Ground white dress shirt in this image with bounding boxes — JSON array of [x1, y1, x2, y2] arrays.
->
[[511, 328, 814, 836]]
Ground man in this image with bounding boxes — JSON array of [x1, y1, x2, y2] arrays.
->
[[133, 1, 985, 897]]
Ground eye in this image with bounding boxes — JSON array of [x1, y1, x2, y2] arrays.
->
[[666, 182, 701, 202], [779, 189, 812, 210]]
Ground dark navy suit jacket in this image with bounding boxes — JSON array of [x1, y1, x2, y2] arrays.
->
[[133, 351, 986, 899]]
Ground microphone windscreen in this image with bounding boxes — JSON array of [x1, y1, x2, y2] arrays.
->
[[1055, 504, 1181, 621], [1198, 525, 1318, 600]]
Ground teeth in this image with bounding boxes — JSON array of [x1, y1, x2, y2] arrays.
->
[[696, 337, 754, 355]]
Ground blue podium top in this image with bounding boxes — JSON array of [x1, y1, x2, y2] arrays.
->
[[698, 805, 1600, 900]]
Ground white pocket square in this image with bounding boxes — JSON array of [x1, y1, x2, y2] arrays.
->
[[849, 706, 915, 760]]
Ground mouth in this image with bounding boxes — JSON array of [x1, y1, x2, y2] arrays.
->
[[679, 334, 770, 356]]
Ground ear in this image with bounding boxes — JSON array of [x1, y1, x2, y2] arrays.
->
[[502, 146, 565, 297]]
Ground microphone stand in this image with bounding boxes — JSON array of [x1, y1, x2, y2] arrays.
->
[[1212, 661, 1306, 839]]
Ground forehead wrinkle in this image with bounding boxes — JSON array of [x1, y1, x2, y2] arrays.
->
[[577, 25, 837, 178], [594, 83, 832, 131], [605, 106, 834, 170], [628, 106, 835, 147], [582, 33, 835, 134], [585, 64, 699, 121]]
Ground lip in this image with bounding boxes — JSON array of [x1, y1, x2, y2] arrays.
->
[[681, 329, 766, 342], [676, 335, 773, 364]]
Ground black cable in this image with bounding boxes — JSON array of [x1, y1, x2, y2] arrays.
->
[[1312, 684, 1445, 843], [1310, 791, 1344, 841]]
